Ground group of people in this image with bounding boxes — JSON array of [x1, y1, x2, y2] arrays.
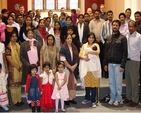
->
[[0, 3, 141, 112]]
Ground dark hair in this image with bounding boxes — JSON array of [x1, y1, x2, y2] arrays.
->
[[125, 8, 131, 12], [118, 13, 126, 19], [53, 14, 58, 18], [95, 9, 101, 13], [78, 14, 84, 18], [29, 64, 38, 74], [84, 13, 89, 16], [134, 11, 141, 16], [46, 34, 55, 45], [1, 8, 8, 14], [61, 12, 66, 17], [45, 17, 51, 21], [48, 10, 53, 13], [71, 9, 76, 14], [107, 10, 113, 15], [9, 31, 18, 40], [66, 16, 72, 21], [27, 10, 35, 17], [7, 15, 14, 20], [0, 63, 2, 69], [56, 61, 65, 68], [112, 19, 121, 26], [23, 15, 33, 27], [42, 61, 51, 69], [86, 32, 96, 43], [64, 34, 72, 40], [38, 19, 44, 24], [67, 26, 73, 31], [54, 21, 61, 31], [25, 29, 34, 37]]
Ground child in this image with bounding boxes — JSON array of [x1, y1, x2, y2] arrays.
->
[[51, 61, 69, 112], [40, 62, 55, 112], [26, 64, 43, 112], [0, 16, 6, 42], [0, 63, 9, 111]]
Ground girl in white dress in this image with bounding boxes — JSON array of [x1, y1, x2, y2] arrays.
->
[[51, 61, 69, 112]]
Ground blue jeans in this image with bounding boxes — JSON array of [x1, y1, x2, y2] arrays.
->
[[108, 63, 123, 102]]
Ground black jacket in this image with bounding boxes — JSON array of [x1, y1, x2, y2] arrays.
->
[[104, 31, 127, 68]]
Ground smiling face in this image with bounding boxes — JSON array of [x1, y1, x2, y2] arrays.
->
[[10, 33, 17, 43], [47, 35, 55, 46], [27, 30, 34, 39]]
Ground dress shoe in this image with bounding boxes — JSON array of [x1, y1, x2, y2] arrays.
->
[[129, 101, 138, 107], [69, 100, 77, 104], [65, 101, 70, 106], [123, 99, 131, 104]]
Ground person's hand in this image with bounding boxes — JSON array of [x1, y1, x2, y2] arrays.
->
[[72, 34, 76, 38], [40, 92, 43, 95], [120, 67, 124, 72], [26, 93, 28, 96], [83, 55, 90, 61], [104, 65, 108, 72]]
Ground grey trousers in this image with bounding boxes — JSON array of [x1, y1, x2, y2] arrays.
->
[[125, 60, 140, 103]]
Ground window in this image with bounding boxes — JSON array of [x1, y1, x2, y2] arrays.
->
[[33, 0, 80, 10]]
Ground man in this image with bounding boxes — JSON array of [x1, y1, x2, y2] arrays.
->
[[134, 11, 141, 34], [100, 4, 107, 21], [119, 13, 129, 37], [86, 8, 93, 15], [104, 20, 127, 106], [101, 10, 113, 44], [123, 20, 141, 107], [125, 8, 132, 23], [89, 10, 105, 76], [1, 8, 8, 24]]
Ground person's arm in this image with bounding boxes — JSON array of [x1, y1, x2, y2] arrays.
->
[[86, 43, 100, 55], [20, 43, 30, 67], [55, 73, 61, 90], [120, 37, 127, 69], [40, 47, 43, 73], [25, 75, 30, 95]]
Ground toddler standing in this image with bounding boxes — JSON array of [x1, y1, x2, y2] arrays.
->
[[40, 62, 55, 112], [51, 61, 69, 112], [26, 64, 43, 112]]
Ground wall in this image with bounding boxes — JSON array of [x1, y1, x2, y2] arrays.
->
[[0, 0, 7, 11], [105, 0, 124, 19], [85, 0, 104, 13], [7, 0, 28, 14]]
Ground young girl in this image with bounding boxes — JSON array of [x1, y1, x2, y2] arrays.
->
[[0, 63, 9, 111], [51, 61, 69, 112], [40, 62, 55, 112], [26, 64, 43, 112]]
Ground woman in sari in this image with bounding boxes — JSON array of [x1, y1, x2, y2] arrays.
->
[[40, 34, 59, 73], [5, 31, 24, 106], [60, 34, 79, 106], [79, 32, 101, 108]]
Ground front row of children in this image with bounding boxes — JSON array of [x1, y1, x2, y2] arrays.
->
[[26, 61, 69, 112]]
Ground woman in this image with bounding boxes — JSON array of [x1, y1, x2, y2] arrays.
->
[[54, 21, 61, 50], [60, 34, 79, 106], [20, 29, 41, 85], [19, 16, 35, 43], [4, 15, 18, 47], [44, 17, 54, 35], [40, 34, 59, 73], [5, 31, 24, 106], [34, 19, 48, 47], [79, 32, 101, 108]]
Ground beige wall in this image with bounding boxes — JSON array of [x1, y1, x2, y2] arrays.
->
[[105, 0, 124, 19], [0, 0, 7, 11]]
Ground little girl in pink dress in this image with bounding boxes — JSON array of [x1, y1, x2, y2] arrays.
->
[[51, 61, 69, 112]]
